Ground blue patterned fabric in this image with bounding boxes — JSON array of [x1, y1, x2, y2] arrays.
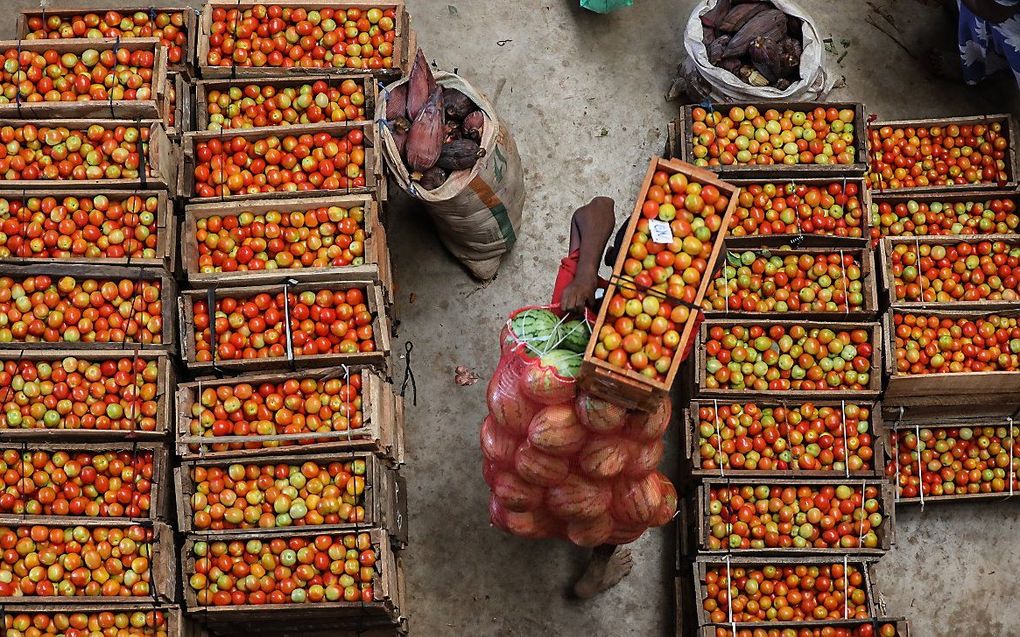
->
[[958, 0, 1020, 86]]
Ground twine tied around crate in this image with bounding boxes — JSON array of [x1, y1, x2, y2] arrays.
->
[[841, 400, 851, 479], [857, 478, 868, 549], [839, 249, 850, 314], [1008, 416, 1015, 497], [723, 554, 736, 635], [400, 341, 417, 406], [892, 406, 904, 502], [842, 554, 850, 619]]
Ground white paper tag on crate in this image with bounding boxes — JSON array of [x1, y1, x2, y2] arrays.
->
[[648, 219, 673, 244]]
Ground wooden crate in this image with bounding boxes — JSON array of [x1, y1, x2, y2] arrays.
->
[[167, 70, 193, 138], [175, 366, 403, 465], [724, 176, 872, 244], [0, 350, 173, 441], [180, 121, 380, 202], [0, 38, 169, 121], [179, 280, 390, 373], [694, 478, 896, 555], [176, 451, 406, 545], [580, 156, 738, 411], [885, 417, 1020, 505], [16, 6, 199, 76], [0, 520, 175, 604], [867, 189, 1020, 242], [879, 234, 1020, 310], [0, 263, 176, 352], [691, 555, 882, 629], [197, 2, 412, 80], [194, 75, 378, 132], [0, 441, 170, 526], [0, 190, 174, 270], [883, 307, 1020, 406], [0, 605, 205, 637], [696, 619, 911, 637], [868, 113, 1018, 193], [181, 195, 390, 292], [679, 102, 869, 177], [683, 398, 886, 479], [702, 243, 879, 320], [181, 528, 401, 628], [695, 318, 883, 399], [0, 119, 175, 193]]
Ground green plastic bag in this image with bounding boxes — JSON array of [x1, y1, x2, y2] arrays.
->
[[580, 0, 632, 13]]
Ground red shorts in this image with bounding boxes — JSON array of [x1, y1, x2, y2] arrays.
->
[[550, 250, 608, 307]]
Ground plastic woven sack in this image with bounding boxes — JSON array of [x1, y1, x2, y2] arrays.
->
[[482, 305, 678, 547]]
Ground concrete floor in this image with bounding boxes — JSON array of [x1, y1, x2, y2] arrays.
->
[[1, 1, 1018, 636]]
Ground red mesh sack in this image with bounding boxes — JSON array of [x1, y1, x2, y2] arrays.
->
[[482, 305, 679, 547]]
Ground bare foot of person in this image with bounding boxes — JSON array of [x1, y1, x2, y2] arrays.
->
[[573, 547, 633, 599]]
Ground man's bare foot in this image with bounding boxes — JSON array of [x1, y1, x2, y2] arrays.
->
[[573, 547, 633, 599]]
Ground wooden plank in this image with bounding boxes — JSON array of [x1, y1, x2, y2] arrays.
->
[[702, 243, 879, 320], [0, 38, 169, 122], [180, 121, 379, 202], [884, 306, 1020, 402], [0, 263, 176, 352], [181, 195, 383, 288], [0, 190, 173, 269], [167, 70, 193, 138], [0, 520, 175, 604], [695, 318, 883, 399], [683, 398, 886, 479], [880, 234, 1020, 310], [181, 527, 400, 625], [175, 366, 402, 465], [0, 119, 175, 193], [17, 6, 199, 76], [694, 478, 895, 555], [0, 441, 169, 526], [723, 176, 872, 243], [691, 555, 882, 629], [194, 75, 377, 132], [868, 113, 1018, 193], [177, 451, 403, 544], [197, 2, 411, 80], [679, 102, 869, 177], [580, 156, 738, 410]]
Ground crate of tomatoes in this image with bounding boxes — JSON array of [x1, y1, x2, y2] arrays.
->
[[0, 605, 205, 637], [868, 190, 1020, 246], [175, 366, 403, 464], [197, 2, 412, 79], [581, 157, 737, 412]]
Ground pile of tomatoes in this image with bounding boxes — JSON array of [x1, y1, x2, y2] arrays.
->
[[25, 11, 189, 66], [0, 275, 163, 345], [192, 129, 368, 197], [3, 608, 170, 637], [185, 374, 364, 454], [870, 196, 1019, 242], [189, 531, 377, 606], [0, 524, 155, 598], [194, 202, 366, 273], [892, 312, 1020, 374], [0, 449, 154, 519], [889, 239, 1020, 303], [0, 45, 157, 104], [729, 181, 865, 238], [206, 79, 368, 130], [0, 194, 160, 261], [191, 286, 376, 362], [0, 124, 151, 182], [207, 5, 398, 72]]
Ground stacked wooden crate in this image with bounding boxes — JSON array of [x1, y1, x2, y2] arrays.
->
[[867, 114, 1020, 507], [172, 2, 412, 635], [0, 7, 192, 634], [673, 102, 909, 637]]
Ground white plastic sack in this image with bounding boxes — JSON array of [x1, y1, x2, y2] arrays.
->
[[377, 72, 524, 281], [684, 0, 834, 101]]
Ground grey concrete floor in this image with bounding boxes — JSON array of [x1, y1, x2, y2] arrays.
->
[[0, 1, 1017, 636]]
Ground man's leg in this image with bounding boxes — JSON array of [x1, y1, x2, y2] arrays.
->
[[573, 544, 633, 598]]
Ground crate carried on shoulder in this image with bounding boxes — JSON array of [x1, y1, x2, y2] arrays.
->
[[581, 156, 738, 412]]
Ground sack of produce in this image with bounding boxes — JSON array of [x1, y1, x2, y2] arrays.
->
[[377, 51, 525, 281], [682, 0, 833, 100], [482, 305, 678, 547]]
